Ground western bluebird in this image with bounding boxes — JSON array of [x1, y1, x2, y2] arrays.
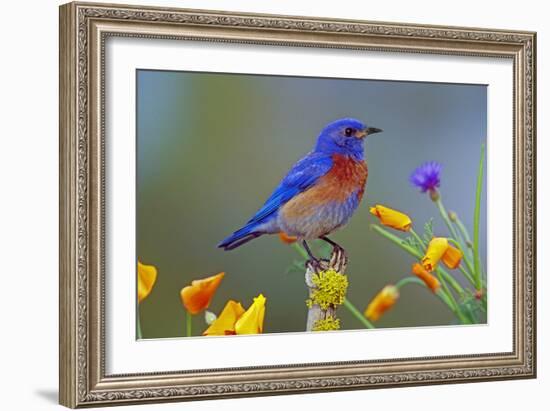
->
[[218, 118, 382, 263]]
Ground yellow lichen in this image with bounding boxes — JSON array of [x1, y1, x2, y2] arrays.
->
[[312, 316, 341, 331], [306, 269, 348, 310]]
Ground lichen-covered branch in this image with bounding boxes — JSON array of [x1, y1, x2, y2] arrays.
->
[[305, 249, 348, 331]]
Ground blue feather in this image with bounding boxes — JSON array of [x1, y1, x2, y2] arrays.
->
[[249, 152, 333, 224], [218, 152, 333, 250]]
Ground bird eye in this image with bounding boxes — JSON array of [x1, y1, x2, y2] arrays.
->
[[344, 127, 354, 137]]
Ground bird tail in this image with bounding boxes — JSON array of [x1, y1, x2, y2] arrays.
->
[[218, 224, 263, 251]]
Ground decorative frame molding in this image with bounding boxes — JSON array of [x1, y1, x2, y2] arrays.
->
[[59, 2, 536, 408]]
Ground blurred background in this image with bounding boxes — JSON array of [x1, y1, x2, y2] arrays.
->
[[136, 69, 487, 338]]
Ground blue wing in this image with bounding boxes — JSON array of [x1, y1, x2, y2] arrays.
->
[[218, 151, 333, 250], [247, 151, 333, 224]]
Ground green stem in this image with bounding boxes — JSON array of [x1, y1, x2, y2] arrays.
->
[[371, 224, 421, 258], [458, 264, 476, 287], [292, 242, 309, 260], [454, 216, 473, 251], [434, 270, 470, 324], [343, 298, 375, 329], [436, 268, 461, 306], [395, 276, 425, 290], [435, 289, 456, 313], [137, 306, 143, 340], [410, 228, 426, 250], [435, 197, 460, 243], [480, 292, 488, 313], [436, 201, 476, 278], [371, 224, 472, 323], [473, 144, 485, 291], [436, 266, 464, 296], [186, 311, 192, 337], [372, 225, 465, 294], [371, 224, 466, 309], [394, 277, 456, 313], [448, 238, 475, 276], [451, 216, 477, 275]]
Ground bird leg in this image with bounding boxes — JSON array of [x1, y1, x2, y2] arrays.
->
[[321, 236, 348, 272], [302, 240, 323, 272], [320, 235, 343, 250]]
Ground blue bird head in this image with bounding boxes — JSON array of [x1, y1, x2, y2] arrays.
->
[[314, 118, 382, 160]]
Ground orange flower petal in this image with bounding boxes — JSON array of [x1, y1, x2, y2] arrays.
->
[[279, 232, 298, 244], [421, 237, 448, 272], [364, 285, 399, 322], [370, 205, 412, 232], [203, 300, 245, 336], [412, 263, 441, 293], [137, 260, 157, 303], [442, 245, 463, 269], [180, 272, 225, 314]]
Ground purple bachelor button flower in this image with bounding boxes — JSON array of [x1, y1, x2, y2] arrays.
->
[[410, 161, 442, 193]]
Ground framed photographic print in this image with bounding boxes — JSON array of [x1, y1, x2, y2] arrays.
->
[[59, 1, 537, 408]]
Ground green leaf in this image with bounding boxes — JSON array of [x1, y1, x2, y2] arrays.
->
[[403, 236, 417, 248], [423, 218, 434, 243], [473, 144, 485, 290], [457, 292, 486, 324]]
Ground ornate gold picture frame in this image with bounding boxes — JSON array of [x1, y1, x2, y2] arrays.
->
[[59, 1, 536, 408]]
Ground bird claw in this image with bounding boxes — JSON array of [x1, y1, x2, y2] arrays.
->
[[306, 258, 325, 273], [306, 248, 347, 273], [304, 239, 347, 273], [329, 246, 347, 272]]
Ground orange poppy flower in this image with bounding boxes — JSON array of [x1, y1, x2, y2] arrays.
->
[[137, 260, 157, 303], [364, 285, 399, 322], [180, 272, 225, 314], [412, 263, 440, 293], [421, 237, 449, 272], [203, 300, 245, 336], [203, 294, 266, 336], [235, 294, 266, 334], [370, 204, 412, 232], [442, 245, 463, 269]]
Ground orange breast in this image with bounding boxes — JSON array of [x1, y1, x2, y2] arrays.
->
[[326, 153, 368, 201], [281, 154, 368, 219]]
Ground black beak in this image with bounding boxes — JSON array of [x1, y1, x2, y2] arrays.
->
[[366, 127, 383, 135]]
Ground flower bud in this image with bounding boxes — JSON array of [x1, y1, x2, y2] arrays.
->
[[429, 188, 440, 202], [364, 285, 399, 322]]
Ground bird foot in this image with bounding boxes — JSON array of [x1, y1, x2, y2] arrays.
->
[[305, 258, 325, 273], [305, 247, 347, 273], [329, 246, 348, 272]]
